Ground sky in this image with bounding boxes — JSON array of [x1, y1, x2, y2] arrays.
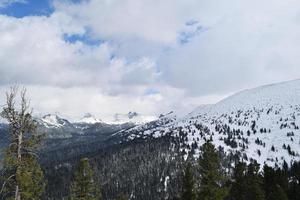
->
[[0, 0, 300, 121]]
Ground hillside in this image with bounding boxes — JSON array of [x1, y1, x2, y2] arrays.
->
[[118, 79, 300, 167]]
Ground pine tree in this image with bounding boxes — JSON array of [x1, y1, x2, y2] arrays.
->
[[229, 162, 247, 200], [0, 87, 45, 200], [182, 162, 196, 200], [70, 158, 101, 200], [288, 161, 300, 200], [198, 141, 228, 200], [263, 165, 288, 200], [245, 162, 265, 200], [267, 185, 288, 200], [116, 193, 128, 200]]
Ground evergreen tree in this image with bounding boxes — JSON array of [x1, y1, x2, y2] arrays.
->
[[0, 87, 45, 200], [263, 165, 288, 200], [198, 141, 228, 200], [182, 162, 196, 200], [70, 158, 101, 200], [267, 185, 288, 200], [288, 161, 300, 200], [116, 193, 128, 200], [245, 162, 265, 200], [229, 162, 247, 200]]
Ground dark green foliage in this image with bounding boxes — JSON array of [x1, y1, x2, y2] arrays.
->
[[267, 185, 288, 200], [229, 162, 265, 200], [288, 162, 300, 200], [230, 162, 248, 200], [69, 158, 101, 200], [116, 193, 128, 200], [198, 141, 228, 200], [182, 162, 196, 200], [246, 162, 265, 200], [263, 165, 288, 200]]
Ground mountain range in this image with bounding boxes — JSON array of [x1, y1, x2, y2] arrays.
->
[[1, 79, 300, 166], [1, 79, 300, 199]]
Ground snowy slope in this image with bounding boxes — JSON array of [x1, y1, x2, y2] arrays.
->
[[119, 79, 300, 167]]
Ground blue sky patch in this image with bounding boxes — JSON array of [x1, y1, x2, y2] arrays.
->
[[179, 25, 203, 44], [0, 0, 54, 18], [185, 19, 199, 26], [63, 33, 103, 46], [144, 88, 160, 95]]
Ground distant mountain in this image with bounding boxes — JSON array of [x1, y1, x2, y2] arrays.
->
[[40, 114, 72, 128], [0, 112, 137, 165], [76, 113, 102, 124], [0, 111, 156, 141], [117, 79, 300, 167], [109, 111, 157, 124]]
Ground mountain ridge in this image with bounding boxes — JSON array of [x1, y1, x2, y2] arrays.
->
[[117, 79, 300, 167]]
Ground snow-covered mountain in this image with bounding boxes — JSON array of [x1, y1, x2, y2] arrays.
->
[[0, 112, 154, 139], [107, 111, 157, 124], [76, 113, 102, 124], [1, 79, 300, 168], [39, 114, 72, 128], [118, 79, 300, 167]]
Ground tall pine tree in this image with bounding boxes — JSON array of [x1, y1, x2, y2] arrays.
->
[[116, 193, 128, 200], [198, 141, 228, 200], [288, 161, 300, 200], [229, 162, 248, 200], [263, 165, 288, 200], [245, 162, 265, 200], [182, 162, 196, 200], [69, 158, 101, 200], [0, 87, 45, 200]]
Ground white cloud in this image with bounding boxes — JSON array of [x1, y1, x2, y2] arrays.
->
[[53, 0, 190, 44], [54, 0, 300, 96], [159, 0, 300, 95], [0, 12, 164, 118], [0, 84, 203, 121], [0, 14, 159, 90], [1, 0, 300, 118]]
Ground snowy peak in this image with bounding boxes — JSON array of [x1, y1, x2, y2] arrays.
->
[[41, 114, 71, 128], [111, 112, 157, 124], [206, 79, 300, 115], [128, 111, 138, 119], [77, 113, 102, 124]]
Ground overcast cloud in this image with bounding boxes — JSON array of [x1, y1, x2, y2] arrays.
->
[[0, 0, 300, 120]]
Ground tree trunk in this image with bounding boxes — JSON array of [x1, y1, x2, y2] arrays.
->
[[17, 132, 22, 162], [15, 132, 23, 200], [15, 185, 20, 200]]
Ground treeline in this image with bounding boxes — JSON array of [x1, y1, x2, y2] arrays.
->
[[181, 142, 300, 200]]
